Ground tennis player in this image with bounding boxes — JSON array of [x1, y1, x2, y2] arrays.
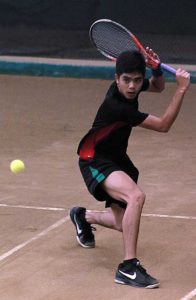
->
[[70, 49, 190, 288]]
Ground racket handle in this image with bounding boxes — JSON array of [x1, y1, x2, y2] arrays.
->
[[160, 63, 176, 75]]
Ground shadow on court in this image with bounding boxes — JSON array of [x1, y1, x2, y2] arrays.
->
[[0, 75, 195, 300]]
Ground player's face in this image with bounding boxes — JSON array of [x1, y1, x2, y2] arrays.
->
[[115, 72, 144, 100]]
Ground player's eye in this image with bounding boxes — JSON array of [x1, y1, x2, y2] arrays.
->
[[122, 77, 130, 83], [134, 78, 142, 83]]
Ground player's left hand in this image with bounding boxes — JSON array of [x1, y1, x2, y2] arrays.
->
[[145, 47, 161, 69]]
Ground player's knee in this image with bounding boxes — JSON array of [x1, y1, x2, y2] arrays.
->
[[127, 190, 146, 208], [135, 190, 145, 206]]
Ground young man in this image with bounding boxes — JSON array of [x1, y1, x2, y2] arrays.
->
[[70, 50, 190, 288]]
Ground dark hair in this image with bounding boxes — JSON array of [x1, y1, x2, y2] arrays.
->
[[116, 50, 146, 76]]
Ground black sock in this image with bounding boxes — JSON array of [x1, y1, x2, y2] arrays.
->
[[123, 258, 137, 265]]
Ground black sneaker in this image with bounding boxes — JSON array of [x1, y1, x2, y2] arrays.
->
[[70, 207, 95, 248], [115, 258, 160, 289]]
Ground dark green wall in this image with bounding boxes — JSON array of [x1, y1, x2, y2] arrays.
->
[[0, 0, 195, 34]]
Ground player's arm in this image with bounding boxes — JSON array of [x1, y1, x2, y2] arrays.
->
[[145, 47, 165, 93], [139, 68, 190, 132]]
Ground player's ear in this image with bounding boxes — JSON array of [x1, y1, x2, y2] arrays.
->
[[115, 73, 119, 84]]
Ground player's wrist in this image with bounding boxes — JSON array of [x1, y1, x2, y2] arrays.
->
[[176, 86, 187, 94], [151, 64, 163, 77]]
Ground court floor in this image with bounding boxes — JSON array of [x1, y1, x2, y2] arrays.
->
[[0, 74, 195, 300]]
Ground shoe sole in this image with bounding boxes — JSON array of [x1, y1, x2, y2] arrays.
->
[[76, 236, 95, 248], [114, 278, 160, 289]]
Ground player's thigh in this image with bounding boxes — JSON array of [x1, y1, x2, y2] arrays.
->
[[101, 170, 144, 203]]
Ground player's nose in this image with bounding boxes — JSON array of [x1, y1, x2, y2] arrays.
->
[[128, 81, 135, 89]]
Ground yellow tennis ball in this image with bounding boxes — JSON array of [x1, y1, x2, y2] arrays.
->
[[10, 160, 25, 174]]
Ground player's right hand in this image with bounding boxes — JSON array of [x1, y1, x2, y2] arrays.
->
[[176, 68, 190, 92], [145, 47, 160, 69]]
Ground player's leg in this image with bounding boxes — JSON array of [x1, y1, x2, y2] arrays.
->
[[70, 157, 126, 248], [70, 168, 159, 288], [70, 167, 142, 252], [101, 170, 159, 288], [70, 204, 125, 248], [85, 204, 125, 231], [71, 170, 143, 256], [101, 170, 145, 260]]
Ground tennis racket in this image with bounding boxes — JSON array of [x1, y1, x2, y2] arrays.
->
[[90, 19, 176, 75]]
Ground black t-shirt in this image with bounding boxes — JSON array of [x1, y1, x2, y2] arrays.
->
[[78, 79, 149, 160]]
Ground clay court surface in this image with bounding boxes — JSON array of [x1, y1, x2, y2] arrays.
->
[[0, 74, 195, 300]]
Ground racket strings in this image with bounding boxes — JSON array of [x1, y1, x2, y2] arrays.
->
[[91, 22, 137, 59]]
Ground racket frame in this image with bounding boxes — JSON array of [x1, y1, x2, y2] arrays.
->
[[89, 19, 176, 75]]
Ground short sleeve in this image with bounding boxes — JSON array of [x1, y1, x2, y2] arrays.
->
[[130, 110, 148, 127]]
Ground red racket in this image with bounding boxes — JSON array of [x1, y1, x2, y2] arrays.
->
[[90, 19, 176, 74]]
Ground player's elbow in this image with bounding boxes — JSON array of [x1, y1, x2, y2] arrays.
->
[[156, 83, 165, 93], [158, 122, 171, 133], [159, 126, 169, 133], [159, 85, 165, 93], [149, 78, 165, 93]]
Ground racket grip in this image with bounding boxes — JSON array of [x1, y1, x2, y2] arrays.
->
[[160, 63, 176, 75]]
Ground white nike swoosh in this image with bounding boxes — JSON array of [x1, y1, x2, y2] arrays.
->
[[74, 214, 82, 235], [119, 270, 137, 280]]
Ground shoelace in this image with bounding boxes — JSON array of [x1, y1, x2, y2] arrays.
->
[[136, 261, 147, 274], [83, 225, 96, 237], [91, 226, 96, 232]]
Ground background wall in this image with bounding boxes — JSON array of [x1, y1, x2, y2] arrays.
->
[[0, 0, 195, 63]]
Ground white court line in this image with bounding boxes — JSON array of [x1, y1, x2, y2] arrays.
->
[[0, 203, 66, 211], [0, 204, 196, 220], [142, 213, 196, 220], [0, 204, 195, 297], [0, 216, 69, 262], [180, 288, 196, 300]]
